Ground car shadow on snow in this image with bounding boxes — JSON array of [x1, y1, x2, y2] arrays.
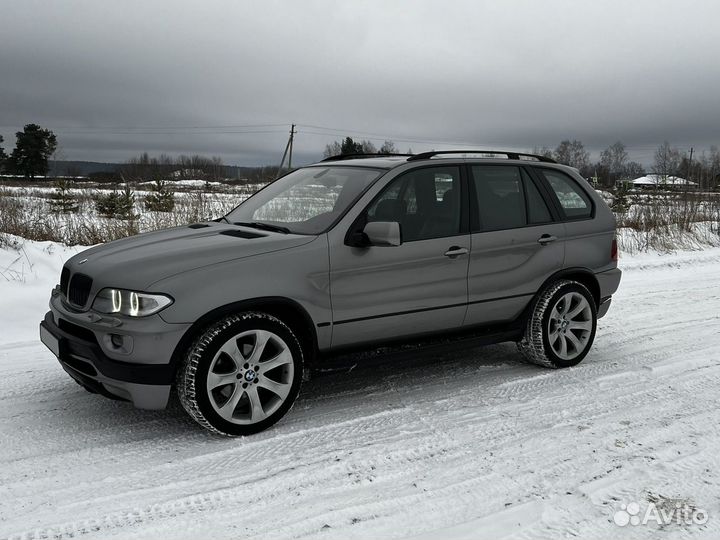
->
[[49, 340, 564, 441]]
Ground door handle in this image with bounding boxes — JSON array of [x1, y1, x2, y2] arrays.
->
[[444, 246, 469, 258], [538, 234, 558, 245]]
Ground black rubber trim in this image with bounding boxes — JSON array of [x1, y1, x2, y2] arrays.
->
[[41, 312, 174, 385], [323, 320, 524, 359], [60, 362, 130, 402], [332, 293, 532, 326]]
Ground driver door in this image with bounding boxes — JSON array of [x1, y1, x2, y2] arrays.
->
[[328, 165, 470, 348]]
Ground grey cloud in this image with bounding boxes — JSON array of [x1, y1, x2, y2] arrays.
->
[[2, 0, 719, 165]]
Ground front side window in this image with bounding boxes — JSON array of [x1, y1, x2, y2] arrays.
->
[[227, 166, 382, 234], [538, 169, 592, 219], [367, 166, 461, 242], [471, 166, 553, 231]]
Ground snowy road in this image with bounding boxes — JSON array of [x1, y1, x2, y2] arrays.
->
[[2, 247, 720, 539]]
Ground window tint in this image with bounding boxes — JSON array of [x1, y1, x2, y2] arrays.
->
[[367, 166, 461, 242], [539, 169, 592, 219], [524, 171, 552, 224], [471, 166, 526, 231]]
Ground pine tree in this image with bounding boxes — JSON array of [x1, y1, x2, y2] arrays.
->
[[115, 185, 136, 219], [95, 184, 136, 219], [8, 124, 58, 178], [49, 178, 79, 213], [340, 137, 363, 155], [0, 135, 7, 173], [95, 189, 119, 217], [144, 179, 175, 212]]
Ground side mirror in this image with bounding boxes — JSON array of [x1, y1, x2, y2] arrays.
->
[[363, 221, 402, 246]]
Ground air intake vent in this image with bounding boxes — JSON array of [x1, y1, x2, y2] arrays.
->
[[60, 266, 70, 297], [68, 273, 93, 308], [188, 223, 210, 229], [219, 230, 265, 239]]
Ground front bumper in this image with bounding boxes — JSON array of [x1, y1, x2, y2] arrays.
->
[[40, 310, 175, 409]]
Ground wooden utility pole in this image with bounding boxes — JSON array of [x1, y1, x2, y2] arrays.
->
[[275, 124, 296, 181], [288, 124, 296, 170]]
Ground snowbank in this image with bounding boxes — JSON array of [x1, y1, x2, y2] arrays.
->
[[0, 236, 83, 344]]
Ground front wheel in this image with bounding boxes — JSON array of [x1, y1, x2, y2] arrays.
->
[[177, 312, 303, 436], [518, 280, 597, 368]]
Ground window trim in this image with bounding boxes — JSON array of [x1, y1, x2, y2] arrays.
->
[[467, 163, 558, 234], [531, 166, 596, 222], [345, 164, 469, 245], [520, 167, 555, 226]]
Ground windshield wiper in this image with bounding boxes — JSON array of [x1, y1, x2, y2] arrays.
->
[[234, 221, 291, 234]]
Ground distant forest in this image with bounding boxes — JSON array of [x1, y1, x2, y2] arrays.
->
[[44, 159, 276, 184]]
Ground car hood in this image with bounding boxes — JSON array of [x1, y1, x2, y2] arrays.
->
[[65, 222, 317, 290]]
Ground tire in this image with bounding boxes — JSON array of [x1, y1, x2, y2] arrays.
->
[[177, 311, 303, 436], [517, 280, 597, 369]]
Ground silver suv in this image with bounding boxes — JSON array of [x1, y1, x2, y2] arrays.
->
[[40, 151, 621, 435]]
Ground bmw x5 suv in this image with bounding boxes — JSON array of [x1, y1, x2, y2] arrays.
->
[[40, 150, 621, 435]]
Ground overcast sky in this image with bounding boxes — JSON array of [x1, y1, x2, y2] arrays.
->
[[2, 0, 719, 166]]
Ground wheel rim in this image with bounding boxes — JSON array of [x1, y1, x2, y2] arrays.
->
[[547, 292, 593, 361], [206, 329, 295, 425]]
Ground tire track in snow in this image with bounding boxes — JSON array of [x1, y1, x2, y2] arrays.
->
[[3, 251, 720, 539]]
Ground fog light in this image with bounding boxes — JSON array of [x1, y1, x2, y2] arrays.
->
[[110, 334, 124, 348]]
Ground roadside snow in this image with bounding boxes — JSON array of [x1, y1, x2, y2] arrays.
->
[[1, 237, 720, 539], [0, 237, 82, 343]]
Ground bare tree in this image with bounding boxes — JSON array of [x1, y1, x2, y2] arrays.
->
[[553, 139, 590, 172], [379, 140, 397, 154], [652, 141, 682, 177], [599, 141, 628, 186], [623, 161, 645, 179], [359, 140, 377, 153], [323, 141, 342, 159], [532, 146, 554, 159]]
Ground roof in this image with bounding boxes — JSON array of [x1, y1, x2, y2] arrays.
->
[[632, 174, 697, 186]]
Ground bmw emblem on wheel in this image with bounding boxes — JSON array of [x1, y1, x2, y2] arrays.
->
[[244, 370, 256, 382]]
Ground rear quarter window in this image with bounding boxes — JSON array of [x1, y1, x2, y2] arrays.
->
[[537, 168, 593, 219]]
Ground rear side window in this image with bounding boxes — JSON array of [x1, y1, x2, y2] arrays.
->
[[471, 166, 552, 231], [538, 169, 592, 219]]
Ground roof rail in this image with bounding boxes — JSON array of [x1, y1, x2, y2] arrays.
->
[[321, 153, 415, 162], [407, 150, 556, 163]]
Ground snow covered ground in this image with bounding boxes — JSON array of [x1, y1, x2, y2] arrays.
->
[[1, 238, 720, 539]]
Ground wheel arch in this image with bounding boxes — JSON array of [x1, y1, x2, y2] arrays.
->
[[169, 296, 319, 375], [539, 267, 600, 307], [519, 267, 600, 325]]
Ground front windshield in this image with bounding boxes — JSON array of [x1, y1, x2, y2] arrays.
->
[[226, 166, 383, 234]]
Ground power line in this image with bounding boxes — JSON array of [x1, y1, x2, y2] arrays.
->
[[297, 129, 487, 148], [0, 122, 289, 131], [53, 129, 289, 136]]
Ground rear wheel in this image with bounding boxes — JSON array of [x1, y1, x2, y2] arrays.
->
[[518, 280, 597, 368], [178, 312, 303, 436]]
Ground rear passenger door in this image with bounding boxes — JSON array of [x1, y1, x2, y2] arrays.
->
[[464, 164, 565, 326]]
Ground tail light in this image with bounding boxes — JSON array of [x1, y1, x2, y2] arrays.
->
[[611, 237, 618, 262]]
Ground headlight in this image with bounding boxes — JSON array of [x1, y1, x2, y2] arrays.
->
[[92, 288, 173, 317]]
